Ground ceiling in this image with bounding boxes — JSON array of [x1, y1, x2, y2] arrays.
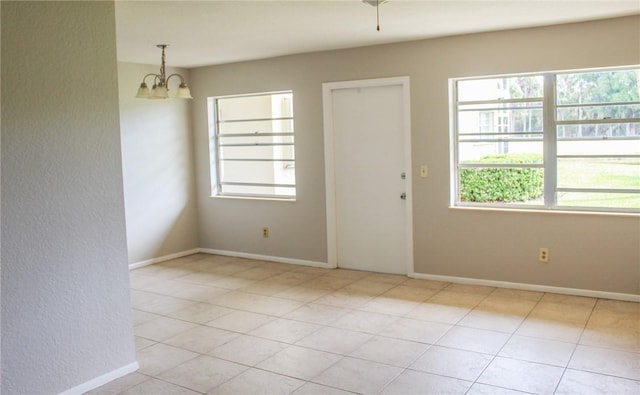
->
[[115, 0, 640, 69]]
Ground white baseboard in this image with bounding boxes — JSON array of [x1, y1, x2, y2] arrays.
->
[[129, 248, 200, 270], [409, 271, 640, 302], [58, 361, 139, 395], [198, 248, 333, 269]]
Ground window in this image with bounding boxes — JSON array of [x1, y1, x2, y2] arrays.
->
[[452, 67, 640, 213], [208, 91, 296, 199]]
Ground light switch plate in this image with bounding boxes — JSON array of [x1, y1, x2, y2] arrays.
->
[[420, 165, 428, 178]]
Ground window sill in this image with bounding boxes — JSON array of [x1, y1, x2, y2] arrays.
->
[[210, 195, 296, 203], [449, 205, 639, 218]]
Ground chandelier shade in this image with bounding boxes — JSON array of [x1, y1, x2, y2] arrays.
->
[[135, 45, 192, 100]]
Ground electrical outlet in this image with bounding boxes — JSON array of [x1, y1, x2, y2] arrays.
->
[[262, 227, 269, 238], [539, 247, 549, 262]]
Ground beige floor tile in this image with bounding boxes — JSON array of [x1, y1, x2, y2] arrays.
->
[[249, 317, 322, 343], [121, 378, 201, 395], [208, 334, 287, 366], [209, 275, 257, 290], [132, 292, 197, 315], [405, 301, 473, 325], [312, 356, 403, 394], [380, 284, 438, 302], [436, 326, 510, 354], [284, 303, 350, 325], [168, 302, 234, 324], [540, 293, 597, 307], [466, 383, 533, 395], [129, 273, 163, 290], [206, 310, 274, 333], [158, 355, 247, 393], [163, 325, 239, 353], [569, 344, 640, 380], [593, 298, 639, 314], [131, 309, 160, 326], [555, 368, 640, 395], [172, 283, 230, 302], [208, 262, 256, 276], [378, 317, 451, 343], [330, 310, 399, 334], [314, 290, 373, 309], [136, 278, 198, 296], [478, 357, 565, 394], [457, 310, 526, 333], [350, 335, 429, 367], [343, 280, 398, 296], [238, 281, 293, 296], [489, 288, 543, 301], [410, 345, 493, 381], [516, 317, 585, 343], [210, 291, 302, 316], [296, 326, 372, 354], [178, 271, 224, 286], [359, 296, 421, 316], [134, 316, 198, 342], [324, 268, 370, 280], [209, 367, 305, 395], [292, 382, 354, 395], [499, 335, 575, 366], [257, 345, 342, 380], [445, 283, 496, 295], [134, 336, 156, 351], [380, 369, 471, 395], [136, 343, 199, 376], [273, 285, 331, 303], [232, 266, 286, 281], [266, 271, 318, 286], [581, 324, 640, 352], [362, 272, 408, 285], [302, 275, 356, 290], [86, 372, 149, 395], [402, 278, 450, 290]]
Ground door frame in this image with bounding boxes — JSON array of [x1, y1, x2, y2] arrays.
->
[[322, 76, 414, 274]]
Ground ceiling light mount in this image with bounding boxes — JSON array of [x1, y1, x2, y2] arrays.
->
[[135, 44, 193, 100]]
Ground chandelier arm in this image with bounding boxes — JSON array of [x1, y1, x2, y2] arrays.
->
[[166, 73, 187, 87]]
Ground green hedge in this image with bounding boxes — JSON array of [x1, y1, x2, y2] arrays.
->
[[460, 154, 543, 202]]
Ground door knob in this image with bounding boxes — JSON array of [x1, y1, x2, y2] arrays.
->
[[400, 193, 406, 200]]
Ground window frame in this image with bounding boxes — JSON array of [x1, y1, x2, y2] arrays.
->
[[208, 90, 297, 200], [451, 66, 640, 214]]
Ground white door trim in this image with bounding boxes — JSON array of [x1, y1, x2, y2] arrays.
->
[[322, 76, 414, 274]]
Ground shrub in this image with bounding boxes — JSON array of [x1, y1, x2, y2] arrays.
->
[[460, 154, 543, 202]]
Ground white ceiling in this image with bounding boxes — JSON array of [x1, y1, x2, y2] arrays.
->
[[115, 0, 640, 69]]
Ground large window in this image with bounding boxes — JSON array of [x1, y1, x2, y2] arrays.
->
[[208, 91, 296, 199], [452, 67, 640, 213]]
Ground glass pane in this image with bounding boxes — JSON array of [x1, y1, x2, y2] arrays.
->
[[220, 160, 296, 185], [556, 123, 640, 139], [558, 158, 640, 189], [217, 92, 293, 121], [458, 107, 543, 134], [557, 104, 640, 121], [557, 139, 640, 156], [220, 146, 295, 161], [556, 69, 640, 105], [220, 184, 296, 197], [459, 166, 544, 204], [459, 133, 542, 142], [219, 135, 294, 145], [457, 76, 543, 102], [557, 191, 640, 209], [458, 142, 542, 163], [218, 119, 294, 134]]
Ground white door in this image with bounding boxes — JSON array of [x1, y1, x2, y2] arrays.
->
[[323, 77, 413, 275]]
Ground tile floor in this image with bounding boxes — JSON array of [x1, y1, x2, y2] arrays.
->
[[90, 253, 640, 395]]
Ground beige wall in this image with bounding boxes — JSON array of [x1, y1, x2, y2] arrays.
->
[[118, 62, 199, 264], [190, 16, 640, 295]]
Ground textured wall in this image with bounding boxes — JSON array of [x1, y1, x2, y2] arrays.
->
[[1, 2, 136, 394], [190, 16, 640, 295], [118, 62, 199, 264]]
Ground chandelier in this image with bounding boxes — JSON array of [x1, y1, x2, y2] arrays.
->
[[135, 45, 193, 100]]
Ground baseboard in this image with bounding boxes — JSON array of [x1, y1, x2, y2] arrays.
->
[[409, 272, 640, 302], [58, 361, 139, 395], [198, 248, 333, 269], [129, 248, 200, 270]]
